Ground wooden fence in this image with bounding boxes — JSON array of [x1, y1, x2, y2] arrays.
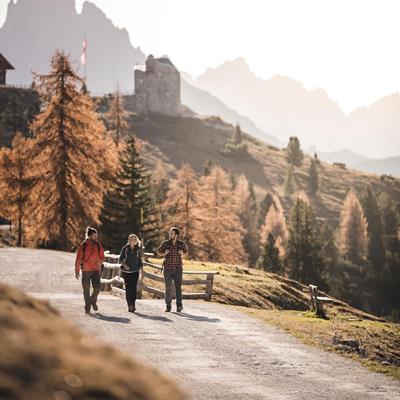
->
[[100, 251, 218, 301]]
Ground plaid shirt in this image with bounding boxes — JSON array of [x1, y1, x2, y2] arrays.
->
[[158, 239, 188, 272]]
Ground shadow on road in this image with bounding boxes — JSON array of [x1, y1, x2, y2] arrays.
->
[[176, 312, 221, 323], [91, 313, 131, 324], [134, 312, 173, 322]]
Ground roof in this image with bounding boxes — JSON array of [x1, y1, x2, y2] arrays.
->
[[0, 53, 14, 70], [155, 56, 175, 68]]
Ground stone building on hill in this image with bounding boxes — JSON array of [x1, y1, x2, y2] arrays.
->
[[130, 54, 181, 115], [0, 53, 14, 85]]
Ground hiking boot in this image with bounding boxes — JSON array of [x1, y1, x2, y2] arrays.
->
[[85, 307, 91, 315], [176, 304, 183, 313], [129, 305, 135, 313], [165, 304, 171, 312], [92, 303, 98, 311]]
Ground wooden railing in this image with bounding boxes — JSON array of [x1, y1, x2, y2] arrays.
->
[[100, 251, 218, 301]]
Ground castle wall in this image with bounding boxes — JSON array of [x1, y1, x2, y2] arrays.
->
[[131, 57, 181, 116]]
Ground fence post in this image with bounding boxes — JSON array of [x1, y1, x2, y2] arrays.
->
[[137, 269, 144, 299], [206, 273, 214, 301]]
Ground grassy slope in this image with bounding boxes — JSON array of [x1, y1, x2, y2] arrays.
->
[[129, 113, 400, 225], [0, 283, 186, 400], [145, 257, 400, 379]]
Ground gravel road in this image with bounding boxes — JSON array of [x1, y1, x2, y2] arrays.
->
[[1, 247, 399, 400]]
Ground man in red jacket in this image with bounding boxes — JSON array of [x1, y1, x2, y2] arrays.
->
[[75, 227, 105, 314]]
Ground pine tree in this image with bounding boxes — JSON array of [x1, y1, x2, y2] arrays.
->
[[0, 133, 35, 246], [379, 193, 400, 266], [221, 123, 248, 157], [258, 192, 274, 227], [285, 136, 304, 167], [257, 233, 282, 273], [196, 166, 246, 264], [233, 123, 243, 145], [100, 133, 159, 253], [162, 164, 200, 256], [307, 158, 319, 194], [203, 157, 215, 176], [234, 175, 259, 265], [28, 51, 117, 250], [360, 186, 385, 273], [285, 199, 326, 286], [259, 195, 288, 256], [378, 193, 400, 313], [106, 88, 129, 145], [337, 191, 368, 264], [284, 165, 295, 196]]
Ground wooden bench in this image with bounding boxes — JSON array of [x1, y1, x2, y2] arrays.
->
[[309, 284, 333, 318]]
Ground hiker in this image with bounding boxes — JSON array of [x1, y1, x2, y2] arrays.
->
[[75, 227, 105, 314], [119, 234, 143, 313], [157, 227, 188, 312]]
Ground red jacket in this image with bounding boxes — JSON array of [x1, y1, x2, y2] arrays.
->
[[75, 239, 105, 274]]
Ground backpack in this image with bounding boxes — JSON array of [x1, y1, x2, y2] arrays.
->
[[80, 240, 101, 270]]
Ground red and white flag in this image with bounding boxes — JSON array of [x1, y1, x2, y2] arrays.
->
[[80, 38, 87, 66]]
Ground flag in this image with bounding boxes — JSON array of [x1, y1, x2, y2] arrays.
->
[[80, 38, 87, 66]]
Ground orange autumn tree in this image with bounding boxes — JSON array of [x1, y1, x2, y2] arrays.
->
[[259, 194, 288, 255], [0, 133, 35, 246], [162, 164, 200, 256], [337, 190, 368, 264], [29, 51, 117, 250], [196, 166, 246, 264], [106, 87, 129, 145]]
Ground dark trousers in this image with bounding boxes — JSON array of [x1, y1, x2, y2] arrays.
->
[[82, 271, 101, 310], [123, 272, 139, 307], [164, 268, 183, 306]]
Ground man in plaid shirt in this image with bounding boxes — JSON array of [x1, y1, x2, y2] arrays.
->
[[157, 227, 188, 312]]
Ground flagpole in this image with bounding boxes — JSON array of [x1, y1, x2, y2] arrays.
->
[[83, 32, 87, 82]]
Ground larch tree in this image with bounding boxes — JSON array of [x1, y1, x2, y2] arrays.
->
[[0, 133, 35, 246], [337, 190, 368, 264], [29, 51, 117, 250], [106, 88, 129, 145], [285, 198, 326, 286], [259, 194, 288, 256], [100, 133, 159, 253], [196, 166, 246, 264], [162, 164, 200, 257]]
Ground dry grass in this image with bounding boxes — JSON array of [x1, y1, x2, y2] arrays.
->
[[144, 258, 400, 379], [242, 307, 400, 380], [0, 283, 187, 400]]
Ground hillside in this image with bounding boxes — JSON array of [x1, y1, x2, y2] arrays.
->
[[121, 111, 400, 225], [0, 282, 186, 400], [141, 257, 400, 379], [194, 58, 400, 160]]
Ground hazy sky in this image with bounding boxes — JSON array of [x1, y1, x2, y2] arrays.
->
[[1, 0, 399, 114]]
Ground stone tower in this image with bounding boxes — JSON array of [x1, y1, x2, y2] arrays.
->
[[133, 55, 181, 115]]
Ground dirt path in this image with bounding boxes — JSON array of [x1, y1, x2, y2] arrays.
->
[[1, 248, 399, 400]]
